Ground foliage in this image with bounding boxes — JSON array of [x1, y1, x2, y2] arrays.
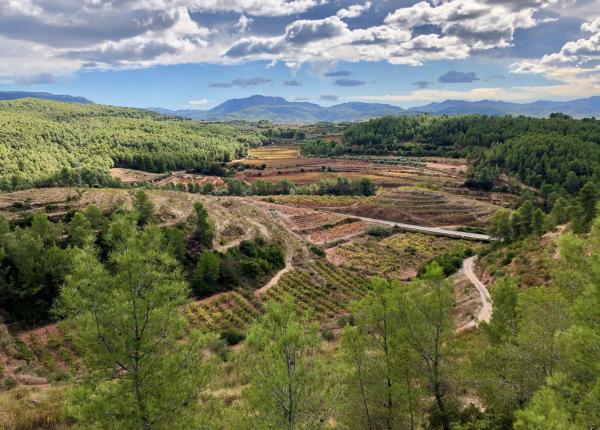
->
[[191, 202, 214, 248], [56, 221, 215, 430], [241, 296, 336, 429], [341, 265, 458, 429], [0, 98, 257, 190]]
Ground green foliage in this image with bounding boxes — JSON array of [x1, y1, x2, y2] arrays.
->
[[57, 221, 215, 430], [68, 211, 94, 248], [0, 99, 254, 190], [241, 296, 335, 429], [132, 190, 155, 227], [194, 250, 221, 296], [418, 245, 473, 277], [191, 202, 214, 248], [513, 218, 600, 428], [341, 268, 457, 429], [0, 212, 73, 324]]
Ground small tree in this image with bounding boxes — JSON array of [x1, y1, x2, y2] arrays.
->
[[58, 223, 214, 430], [68, 211, 94, 248], [194, 250, 221, 296], [531, 208, 546, 236], [241, 296, 335, 429], [132, 190, 155, 227], [192, 202, 214, 248]]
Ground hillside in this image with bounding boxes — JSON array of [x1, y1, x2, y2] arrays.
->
[[0, 99, 263, 190]]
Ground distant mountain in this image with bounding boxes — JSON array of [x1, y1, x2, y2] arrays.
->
[[149, 95, 407, 123], [0, 91, 93, 104], [150, 95, 600, 123], [412, 96, 600, 118]]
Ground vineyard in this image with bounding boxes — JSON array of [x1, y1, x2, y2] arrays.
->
[[261, 261, 371, 319], [329, 232, 473, 280], [184, 292, 261, 332], [307, 220, 371, 245]]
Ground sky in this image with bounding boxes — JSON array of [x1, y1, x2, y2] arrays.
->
[[0, 0, 599, 110]]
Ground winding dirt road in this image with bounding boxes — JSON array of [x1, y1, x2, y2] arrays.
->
[[456, 256, 493, 333]]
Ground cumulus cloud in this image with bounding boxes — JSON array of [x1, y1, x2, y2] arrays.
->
[[385, 0, 540, 51], [511, 16, 600, 95], [0, 0, 584, 85], [320, 94, 339, 101], [209, 77, 272, 88], [336, 2, 372, 19], [438, 71, 480, 83], [283, 80, 303, 86], [234, 15, 253, 33], [334, 78, 366, 86]]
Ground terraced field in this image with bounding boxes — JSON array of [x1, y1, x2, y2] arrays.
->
[[261, 261, 371, 319], [271, 188, 497, 228], [184, 261, 371, 330], [328, 232, 474, 280], [184, 292, 261, 332]]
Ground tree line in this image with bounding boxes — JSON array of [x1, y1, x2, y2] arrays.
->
[[164, 176, 378, 197]]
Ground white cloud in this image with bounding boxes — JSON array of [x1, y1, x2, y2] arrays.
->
[[385, 0, 539, 50], [336, 2, 372, 19], [511, 16, 600, 95], [187, 99, 210, 106], [184, 0, 325, 17], [234, 15, 253, 33]]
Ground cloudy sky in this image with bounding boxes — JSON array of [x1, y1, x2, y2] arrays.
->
[[0, 0, 599, 109]]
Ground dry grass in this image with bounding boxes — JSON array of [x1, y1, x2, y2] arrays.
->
[[0, 386, 70, 430]]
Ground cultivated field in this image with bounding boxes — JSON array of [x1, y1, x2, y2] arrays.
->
[[327, 232, 475, 280]]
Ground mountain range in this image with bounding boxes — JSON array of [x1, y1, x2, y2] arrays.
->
[[2, 91, 599, 122], [149, 95, 407, 123], [0, 91, 93, 104], [151, 95, 600, 123]]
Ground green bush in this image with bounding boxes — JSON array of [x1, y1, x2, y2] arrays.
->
[[220, 329, 246, 346]]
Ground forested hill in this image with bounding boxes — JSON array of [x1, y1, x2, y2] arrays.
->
[[306, 114, 600, 202], [0, 99, 263, 190]]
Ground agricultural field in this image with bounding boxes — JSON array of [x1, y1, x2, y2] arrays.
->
[[260, 261, 371, 320], [327, 232, 475, 280], [307, 220, 372, 245], [0, 319, 79, 387], [264, 187, 498, 228], [184, 292, 261, 332]]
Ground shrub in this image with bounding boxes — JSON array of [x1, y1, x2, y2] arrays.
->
[[220, 329, 246, 346], [2, 378, 16, 390], [338, 314, 355, 327], [321, 329, 335, 342], [367, 225, 392, 238], [310, 245, 326, 257]]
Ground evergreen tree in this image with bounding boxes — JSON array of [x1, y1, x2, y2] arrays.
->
[[241, 296, 335, 430], [57, 223, 214, 430], [192, 202, 214, 248], [132, 190, 155, 227]]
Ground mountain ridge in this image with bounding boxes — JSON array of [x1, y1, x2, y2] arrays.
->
[[1, 91, 599, 122], [0, 91, 93, 104], [150, 95, 600, 123]]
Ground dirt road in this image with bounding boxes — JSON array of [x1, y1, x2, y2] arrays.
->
[[456, 256, 493, 333], [319, 210, 493, 242]]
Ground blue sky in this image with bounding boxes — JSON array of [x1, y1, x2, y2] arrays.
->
[[0, 0, 599, 110]]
